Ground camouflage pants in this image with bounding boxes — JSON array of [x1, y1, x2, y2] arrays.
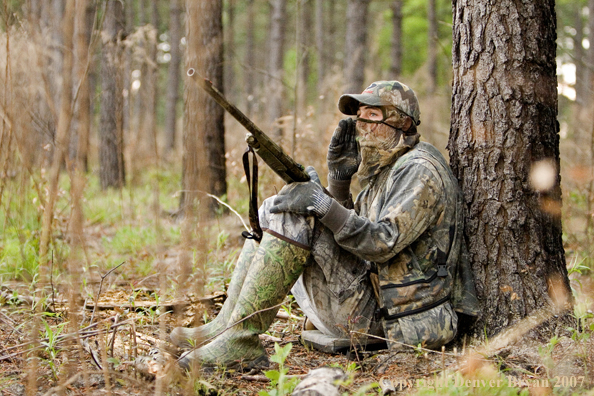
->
[[259, 197, 457, 349]]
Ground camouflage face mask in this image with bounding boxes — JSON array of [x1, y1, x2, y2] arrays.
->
[[357, 115, 420, 188]]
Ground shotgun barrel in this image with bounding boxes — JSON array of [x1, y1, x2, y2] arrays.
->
[[187, 68, 310, 184]]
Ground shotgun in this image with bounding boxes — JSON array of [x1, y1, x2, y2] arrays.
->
[[186, 68, 310, 184]]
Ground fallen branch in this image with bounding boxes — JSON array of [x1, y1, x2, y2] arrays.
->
[[89, 261, 127, 325]]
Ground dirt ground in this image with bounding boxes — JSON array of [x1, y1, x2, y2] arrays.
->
[[2, 272, 594, 396]]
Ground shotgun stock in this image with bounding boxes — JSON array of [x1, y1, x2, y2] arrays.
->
[[187, 68, 310, 184]]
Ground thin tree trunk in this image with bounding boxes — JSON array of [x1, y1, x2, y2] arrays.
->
[[99, 0, 126, 189], [343, 0, 370, 94], [427, 0, 437, 92], [390, 0, 403, 79], [140, 0, 159, 158], [298, 0, 312, 112], [315, 0, 325, 92], [122, 0, 134, 151], [165, 0, 182, 152], [449, 0, 572, 337], [225, 0, 236, 103], [181, 0, 226, 215], [268, 0, 287, 140], [39, 0, 75, 271], [70, 0, 94, 172], [573, 6, 586, 107], [245, 0, 256, 117], [588, 0, 594, 106]]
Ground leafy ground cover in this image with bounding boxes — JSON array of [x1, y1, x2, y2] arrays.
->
[[1, 164, 594, 395]]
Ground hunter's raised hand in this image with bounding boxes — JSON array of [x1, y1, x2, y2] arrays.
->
[[327, 118, 360, 181], [270, 167, 332, 217]]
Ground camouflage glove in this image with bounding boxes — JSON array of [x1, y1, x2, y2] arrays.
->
[[327, 118, 360, 181], [270, 167, 332, 217]]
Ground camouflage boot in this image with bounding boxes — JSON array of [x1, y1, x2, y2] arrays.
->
[[170, 238, 259, 348], [179, 232, 310, 370]]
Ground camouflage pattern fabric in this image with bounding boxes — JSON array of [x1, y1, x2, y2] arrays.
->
[[328, 142, 477, 349], [179, 232, 309, 369], [170, 238, 259, 348], [338, 81, 421, 125], [385, 302, 458, 350]]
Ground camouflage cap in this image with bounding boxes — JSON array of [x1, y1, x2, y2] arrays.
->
[[338, 81, 421, 125]]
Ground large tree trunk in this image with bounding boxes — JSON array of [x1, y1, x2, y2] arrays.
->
[[99, 0, 126, 189], [343, 0, 370, 94], [164, 0, 183, 152], [181, 0, 226, 215], [427, 0, 437, 93], [390, 0, 403, 79], [449, 0, 572, 337], [267, 0, 287, 140]]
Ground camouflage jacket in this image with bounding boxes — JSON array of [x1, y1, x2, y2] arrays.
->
[[322, 142, 479, 321]]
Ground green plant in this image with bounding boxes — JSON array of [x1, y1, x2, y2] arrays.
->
[[259, 343, 299, 396], [40, 318, 67, 380]]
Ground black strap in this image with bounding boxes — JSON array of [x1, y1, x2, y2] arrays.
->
[[242, 146, 263, 242]]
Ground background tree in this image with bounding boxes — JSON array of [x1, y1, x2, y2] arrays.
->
[[427, 0, 437, 92], [343, 0, 370, 94], [164, 0, 182, 153], [99, 0, 126, 189], [390, 0, 403, 80], [181, 0, 226, 215], [449, 0, 572, 336], [70, 0, 94, 172], [315, 0, 326, 93], [244, 0, 256, 117], [267, 0, 287, 140]]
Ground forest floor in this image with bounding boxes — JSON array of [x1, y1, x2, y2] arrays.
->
[[2, 172, 594, 395]]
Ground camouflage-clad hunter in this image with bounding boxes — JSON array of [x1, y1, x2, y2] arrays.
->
[[171, 81, 479, 370]]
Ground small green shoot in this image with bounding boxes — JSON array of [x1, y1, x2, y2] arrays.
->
[[259, 343, 299, 396]]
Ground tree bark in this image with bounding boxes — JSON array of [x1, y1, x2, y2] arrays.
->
[[298, 0, 313, 112], [181, 0, 226, 215], [140, 0, 160, 159], [343, 0, 370, 94], [224, 0, 236, 103], [449, 0, 572, 337], [165, 0, 183, 152], [588, 0, 594, 106], [99, 0, 126, 190], [245, 0, 256, 117], [573, 5, 587, 107], [268, 0, 287, 140], [390, 0, 403, 79], [315, 0, 326, 92], [427, 0, 438, 93], [39, 0, 75, 270], [70, 0, 94, 172]]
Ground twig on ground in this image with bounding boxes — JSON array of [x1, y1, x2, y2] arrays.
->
[[89, 261, 127, 326], [109, 314, 120, 366], [41, 372, 82, 396], [350, 331, 461, 357], [0, 316, 134, 362], [241, 374, 306, 383], [82, 338, 102, 370], [131, 321, 138, 379]]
